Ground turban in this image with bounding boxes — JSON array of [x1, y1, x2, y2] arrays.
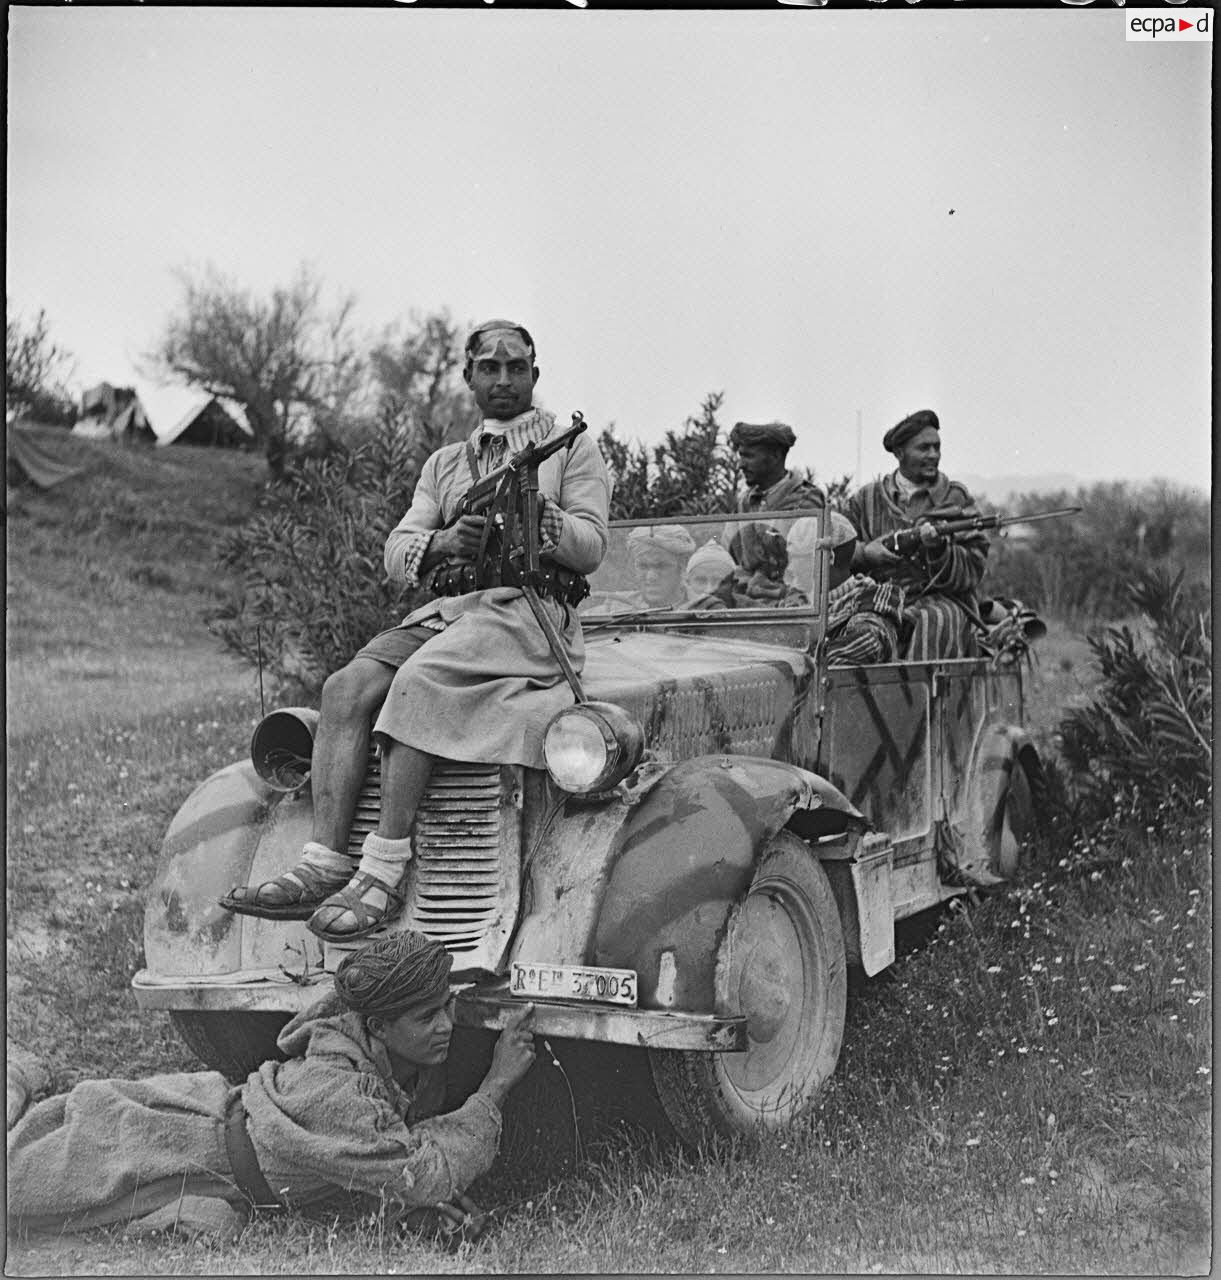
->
[[627, 525, 697, 564], [822, 511, 859, 548], [882, 409, 939, 454], [465, 319, 536, 364], [728, 421, 797, 452], [686, 541, 736, 579], [332, 931, 453, 1018]]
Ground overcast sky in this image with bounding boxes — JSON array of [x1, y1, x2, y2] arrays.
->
[[7, 6, 1212, 495]]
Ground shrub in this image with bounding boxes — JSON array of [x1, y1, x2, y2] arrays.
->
[[983, 481, 1209, 623], [210, 422, 424, 692], [1055, 566, 1211, 824]]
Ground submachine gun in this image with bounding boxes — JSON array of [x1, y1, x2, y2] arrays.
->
[[442, 410, 590, 701], [881, 505, 1082, 558]]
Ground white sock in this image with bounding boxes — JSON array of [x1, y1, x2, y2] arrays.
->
[[299, 841, 354, 875], [357, 832, 414, 888]]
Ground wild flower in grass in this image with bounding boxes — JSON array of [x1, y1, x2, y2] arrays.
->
[[1134, 963, 1148, 972], [1197, 1066, 1210, 1075], [965, 1137, 981, 1147], [1020, 1176, 1036, 1186]]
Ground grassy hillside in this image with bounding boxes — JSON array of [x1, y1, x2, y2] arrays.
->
[[5, 441, 1211, 1274], [7, 427, 265, 734]]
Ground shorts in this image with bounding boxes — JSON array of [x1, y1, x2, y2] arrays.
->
[[353, 623, 437, 670]]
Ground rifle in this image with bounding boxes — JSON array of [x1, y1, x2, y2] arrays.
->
[[881, 506, 1082, 558], [446, 412, 588, 526], [444, 411, 589, 702]]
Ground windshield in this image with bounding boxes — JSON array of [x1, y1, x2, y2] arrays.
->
[[580, 510, 827, 628]]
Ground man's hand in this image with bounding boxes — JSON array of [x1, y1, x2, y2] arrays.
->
[[477, 1004, 537, 1108], [430, 515, 488, 561], [915, 521, 948, 555], [861, 537, 903, 569], [433, 1193, 490, 1249]]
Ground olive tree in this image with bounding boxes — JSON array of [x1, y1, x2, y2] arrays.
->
[[147, 264, 363, 474]]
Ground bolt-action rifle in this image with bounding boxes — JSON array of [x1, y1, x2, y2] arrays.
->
[[881, 505, 1082, 558], [444, 411, 589, 702]]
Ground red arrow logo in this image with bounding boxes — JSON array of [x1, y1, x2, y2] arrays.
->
[[1179, 18, 1194, 32]]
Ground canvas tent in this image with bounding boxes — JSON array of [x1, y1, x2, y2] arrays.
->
[[138, 386, 254, 449], [73, 383, 156, 445], [159, 396, 252, 449]]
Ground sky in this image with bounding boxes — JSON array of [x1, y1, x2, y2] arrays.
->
[[6, 6, 1213, 496]]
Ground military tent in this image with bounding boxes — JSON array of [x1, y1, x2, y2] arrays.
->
[[73, 383, 156, 445], [158, 396, 253, 449]]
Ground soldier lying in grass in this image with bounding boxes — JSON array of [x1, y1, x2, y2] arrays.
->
[[7, 932, 535, 1244]]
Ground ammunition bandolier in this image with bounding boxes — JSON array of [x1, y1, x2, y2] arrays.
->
[[423, 433, 590, 606]]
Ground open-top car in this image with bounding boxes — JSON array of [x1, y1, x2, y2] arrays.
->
[[133, 508, 1043, 1143]]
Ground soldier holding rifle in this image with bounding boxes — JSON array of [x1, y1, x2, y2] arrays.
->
[[222, 319, 612, 940], [846, 408, 988, 661]]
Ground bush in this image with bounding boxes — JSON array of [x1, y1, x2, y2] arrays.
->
[[1055, 566, 1211, 825], [210, 423, 424, 692], [983, 481, 1209, 623]]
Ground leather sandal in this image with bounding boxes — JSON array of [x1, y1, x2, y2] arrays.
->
[[219, 861, 355, 921], [306, 871, 406, 942]]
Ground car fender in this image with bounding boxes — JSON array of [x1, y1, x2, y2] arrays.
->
[[143, 760, 321, 981], [963, 723, 1041, 835], [589, 755, 865, 1013]]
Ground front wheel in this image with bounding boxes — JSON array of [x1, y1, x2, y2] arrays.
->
[[647, 832, 846, 1145], [170, 1011, 290, 1083]]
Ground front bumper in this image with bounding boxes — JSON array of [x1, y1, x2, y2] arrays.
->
[[131, 971, 747, 1052]]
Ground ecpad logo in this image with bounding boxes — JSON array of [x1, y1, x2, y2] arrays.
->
[[1127, 9, 1213, 40]]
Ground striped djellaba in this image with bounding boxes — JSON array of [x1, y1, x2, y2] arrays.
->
[[845, 472, 989, 662]]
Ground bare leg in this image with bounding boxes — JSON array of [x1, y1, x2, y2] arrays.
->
[[311, 658, 399, 851], [307, 738, 435, 937], [376, 739, 437, 839], [220, 656, 397, 918]]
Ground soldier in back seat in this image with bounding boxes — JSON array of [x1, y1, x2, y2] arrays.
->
[[221, 320, 612, 941], [846, 409, 988, 661]]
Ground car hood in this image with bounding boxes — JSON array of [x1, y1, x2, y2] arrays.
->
[[582, 630, 811, 762]]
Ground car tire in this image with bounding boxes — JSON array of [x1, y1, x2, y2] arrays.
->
[[647, 831, 846, 1145], [170, 1011, 290, 1083]]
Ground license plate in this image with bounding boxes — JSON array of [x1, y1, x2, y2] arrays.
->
[[509, 961, 637, 1007]]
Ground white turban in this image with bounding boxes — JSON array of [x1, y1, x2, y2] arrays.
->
[[627, 525, 697, 564], [686, 541, 736, 578]]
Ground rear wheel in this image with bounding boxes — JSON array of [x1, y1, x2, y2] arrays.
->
[[647, 832, 846, 1145], [170, 1011, 290, 1083], [990, 752, 1044, 879]]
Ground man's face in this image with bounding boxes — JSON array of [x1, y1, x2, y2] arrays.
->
[[376, 995, 454, 1069], [734, 442, 786, 490], [895, 427, 941, 486], [633, 550, 685, 607], [464, 329, 539, 421], [687, 565, 732, 598]]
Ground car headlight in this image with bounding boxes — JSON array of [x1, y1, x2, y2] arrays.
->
[[543, 701, 645, 794]]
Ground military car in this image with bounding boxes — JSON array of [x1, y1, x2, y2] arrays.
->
[[132, 509, 1043, 1144]]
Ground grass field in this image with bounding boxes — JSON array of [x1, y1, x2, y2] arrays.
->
[[4, 439, 1211, 1275]]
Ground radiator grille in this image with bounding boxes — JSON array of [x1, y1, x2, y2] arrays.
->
[[346, 752, 519, 966]]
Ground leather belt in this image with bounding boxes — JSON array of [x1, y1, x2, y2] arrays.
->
[[224, 1094, 283, 1210]]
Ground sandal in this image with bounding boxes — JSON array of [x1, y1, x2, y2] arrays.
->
[[306, 871, 406, 942], [219, 860, 355, 921]]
